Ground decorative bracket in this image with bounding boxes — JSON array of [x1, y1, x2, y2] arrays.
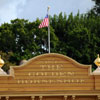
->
[[64, 96, 68, 100], [98, 95, 100, 100], [6, 96, 9, 100], [39, 96, 43, 100], [31, 96, 35, 100], [72, 95, 76, 100]]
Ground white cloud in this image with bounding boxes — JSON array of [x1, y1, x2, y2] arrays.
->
[[18, 0, 95, 21], [0, 0, 95, 24], [0, 0, 27, 24]]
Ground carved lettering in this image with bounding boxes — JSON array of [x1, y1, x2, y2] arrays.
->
[[40, 64, 63, 70], [67, 72, 74, 76], [30, 80, 33, 84], [28, 73, 31, 76], [36, 72, 39, 76], [47, 65, 51, 69], [17, 80, 20, 84], [57, 80, 63, 83], [21, 80, 24, 84], [44, 72, 47, 76], [80, 79, 84, 83], [52, 72, 54, 76], [17, 60, 86, 85], [25, 80, 28, 84], [17, 79, 85, 84]]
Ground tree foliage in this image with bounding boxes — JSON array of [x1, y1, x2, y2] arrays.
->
[[89, 0, 100, 16], [0, 11, 100, 71]]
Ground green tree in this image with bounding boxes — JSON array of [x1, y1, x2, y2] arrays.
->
[[0, 18, 59, 66], [90, 0, 100, 16], [50, 12, 100, 67], [0, 11, 100, 72]]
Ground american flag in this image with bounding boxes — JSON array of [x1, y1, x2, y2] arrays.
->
[[39, 14, 49, 28]]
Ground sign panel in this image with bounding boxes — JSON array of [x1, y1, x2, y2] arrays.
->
[[0, 53, 94, 91]]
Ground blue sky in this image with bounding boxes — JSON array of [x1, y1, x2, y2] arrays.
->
[[0, 0, 95, 24]]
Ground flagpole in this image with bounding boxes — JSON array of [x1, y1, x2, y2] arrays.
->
[[47, 6, 50, 53]]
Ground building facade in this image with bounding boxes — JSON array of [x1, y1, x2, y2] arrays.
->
[[0, 53, 100, 100]]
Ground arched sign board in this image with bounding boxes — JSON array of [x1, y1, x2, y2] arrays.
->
[[0, 53, 100, 100], [0, 53, 95, 91]]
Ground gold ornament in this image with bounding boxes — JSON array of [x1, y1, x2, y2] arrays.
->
[[94, 54, 100, 67], [0, 55, 4, 67]]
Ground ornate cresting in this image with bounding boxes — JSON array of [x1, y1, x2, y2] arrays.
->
[[0, 55, 4, 67], [93, 54, 100, 75], [94, 54, 100, 67]]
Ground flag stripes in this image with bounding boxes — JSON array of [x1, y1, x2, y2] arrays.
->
[[39, 15, 49, 28]]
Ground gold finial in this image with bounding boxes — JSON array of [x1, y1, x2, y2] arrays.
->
[[47, 6, 50, 12], [97, 54, 99, 58], [0, 55, 4, 68], [94, 54, 100, 67], [47, 6, 50, 10]]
